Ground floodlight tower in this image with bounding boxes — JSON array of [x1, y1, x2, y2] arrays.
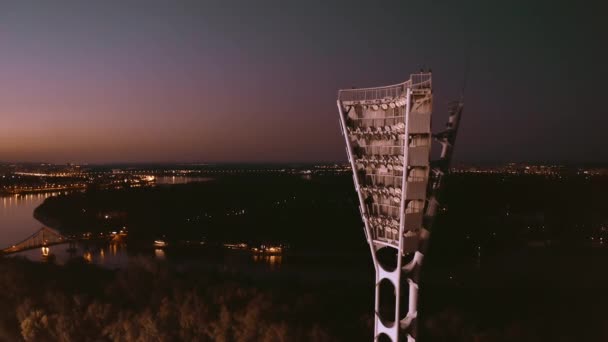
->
[[337, 73, 463, 342]]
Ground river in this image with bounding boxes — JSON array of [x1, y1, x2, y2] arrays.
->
[[0, 192, 59, 248], [0, 178, 212, 266], [0, 183, 295, 272], [0, 192, 134, 267]]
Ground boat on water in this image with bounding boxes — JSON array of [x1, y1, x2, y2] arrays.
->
[[251, 244, 283, 255], [154, 240, 168, 248]]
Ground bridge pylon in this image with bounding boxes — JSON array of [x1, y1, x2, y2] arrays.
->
[[1, 227, 68, 255]]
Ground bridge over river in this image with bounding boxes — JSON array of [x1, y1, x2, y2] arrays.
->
[[0, 227, 69, 255], [0, 227, 116, 256]]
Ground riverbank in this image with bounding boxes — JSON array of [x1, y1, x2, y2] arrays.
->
[[0, 186, 85, 196], [32, 174, 365, 252]]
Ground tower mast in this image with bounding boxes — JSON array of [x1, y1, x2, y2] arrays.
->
[[337, 73, 463, 341]]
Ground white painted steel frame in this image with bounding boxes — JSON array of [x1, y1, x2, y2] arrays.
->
[[337, 101, 380, 270], [338, 73, 462, 342], [338, 82, 422, 342]]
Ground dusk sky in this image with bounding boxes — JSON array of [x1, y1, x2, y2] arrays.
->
[[0, 0, 605, 164]]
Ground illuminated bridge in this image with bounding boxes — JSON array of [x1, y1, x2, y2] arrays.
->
[[337, 72, 463, 342], [0, 227, 69, 256]]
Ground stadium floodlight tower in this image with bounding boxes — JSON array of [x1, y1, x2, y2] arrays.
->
[[337, 72, 463, 342]]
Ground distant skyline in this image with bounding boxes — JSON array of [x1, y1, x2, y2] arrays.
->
[[1, 0, 606, 164]]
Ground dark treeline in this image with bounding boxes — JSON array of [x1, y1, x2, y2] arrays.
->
[[34, 175, 365, 250], [429, 173, 608, 267], [35, 173, 608, 256], [0, 257, 347, 342], [3, 254, 608, 342]]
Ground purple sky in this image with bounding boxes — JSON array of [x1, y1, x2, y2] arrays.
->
[[0, 0, 606, 164]]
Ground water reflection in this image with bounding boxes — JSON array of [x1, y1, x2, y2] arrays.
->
[[155, 176, 214, 185], [10, 239, 292, 273], [154, 248, 166, 260], [83, 251, 93, 263], [1, 192, 67, 209], [2, 191, 289, 272], [252, 254, 283, 269], [11, 241, 130, 268], [1, 192, 67, 249]]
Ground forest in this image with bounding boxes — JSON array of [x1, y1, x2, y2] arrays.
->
[[0, 256, 340, 342], [3, 253, 608, 342], [9, 172, 608, 341]]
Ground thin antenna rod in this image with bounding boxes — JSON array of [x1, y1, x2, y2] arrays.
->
[[461, 41, 471, 100]]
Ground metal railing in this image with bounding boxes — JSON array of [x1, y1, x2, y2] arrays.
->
[[348, 116, 405, 130], [338, 73, 431, 102], [365, 174, 404, 187], [410, 73, 433, 90], [358, 145, 405, 155], [372, 227, 399, 242], [349, 115, 405, 121], [371, 203, 401, 217]]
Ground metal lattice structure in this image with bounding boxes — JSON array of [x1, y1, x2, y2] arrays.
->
[[337, 72, 463, 342]]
